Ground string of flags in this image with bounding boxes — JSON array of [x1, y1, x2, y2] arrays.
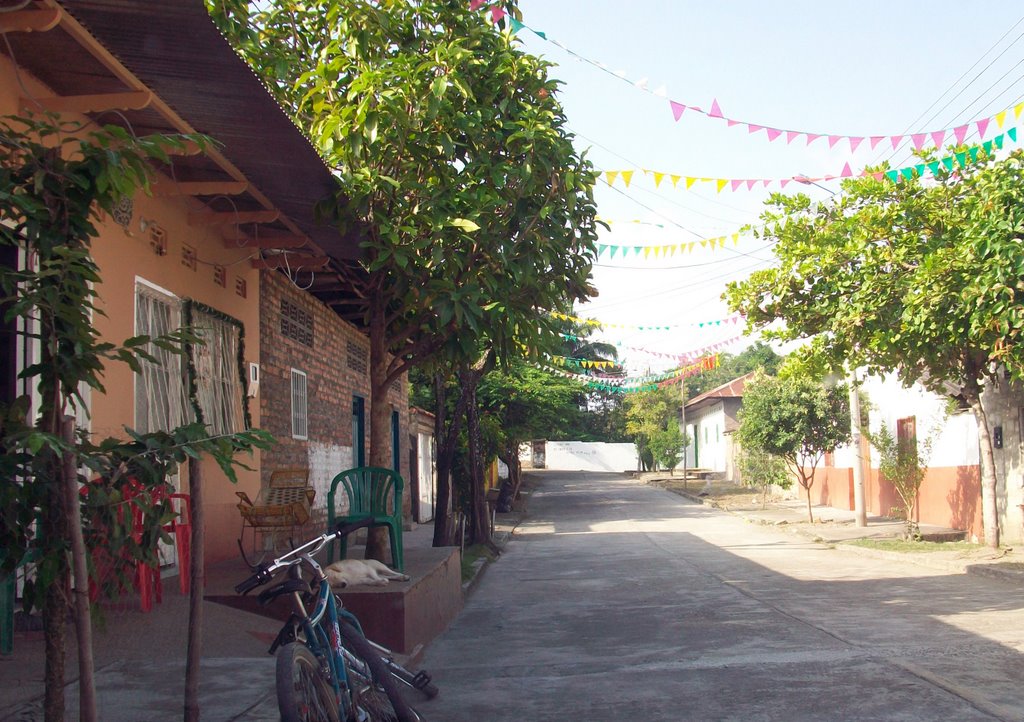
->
[[560, 332, 747, 364], [491, 8, 1024, 154], [552, 311, 743, 331], [600, 129, 1018, 193], [545, 354, 721, 394]]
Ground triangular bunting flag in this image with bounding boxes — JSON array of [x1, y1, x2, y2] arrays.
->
[[927, 161, 940, 175], [995, 110, 1007, 128], [805, 133, 821, 146], [643, 246, 652, 259], [977, 118, 991, 140], [621, 170, 633, 187], [1009, 127, 1018, 142], [890, 135, 903, 150], [968, 147, 980, 162], [786, 131, 799, 144], [1016, 103, 1024, 119], [766, 128, 782, 142], [730, 179, 743, 191], [716, 179, 728, 192], [953, 124, 969, 144], [955, 151, 967, 167], [870, 136, 885, 149], [682, 176, 694, 188], [671, 174, 682, 187], [748, 124, 764, 135], [941, 157, 955, 171], [652, 172, 665, 187], [930, 130, 946, 149], [849, 137, 864, 152], [885, 170, 899, 182], [709, 98, 723, 118], [828, 135, 842, 149], [982, 140, 993, 154], [605, 171, 619, 186], [911, 133, 927, 150], [670, 101, 686, 121], [841, 162, 853, 178], [509, 17, 525, 33], [995, 134, 1005, 150]]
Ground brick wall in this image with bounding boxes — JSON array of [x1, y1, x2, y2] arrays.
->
[[259, 270, 411, 519]]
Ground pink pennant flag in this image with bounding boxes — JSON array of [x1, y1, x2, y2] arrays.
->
[[786, 131, 800, 144], [841, 162, 853, 178], [911, 133, 927, 150], [871, 171, 885, 180], [490, 6, 506, 21], [762, 179, 772, 188], [708, 98, 724, 118], [823, 174, 837, 181], [766, 128, 782, 142], [780, 179, 791, 188], [805, 133, 821, 146], [953, 124, 969, 144], [469, 0, 486, 8], [730, 179, 743, 191], [890, 135, 903, 150], [745, 179, 757, 190], [748, 124, 764, 135], [670, 101, 686, 121], [727, 118, 741, 127], [976, 118, 990, 139], [869, 136, 885, 150], [828, 135, 842, 149], [930, 130, 946, 149], [849, 137, 864, 152]]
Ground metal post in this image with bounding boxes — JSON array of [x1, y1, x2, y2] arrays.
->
[[681, 376, 688, 489]]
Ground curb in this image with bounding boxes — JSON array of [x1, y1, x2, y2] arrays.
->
[[666, 485, 1024, 585], [459, 492, 528, 598]]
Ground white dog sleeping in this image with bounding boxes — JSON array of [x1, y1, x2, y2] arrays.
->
[[324, 559, 410, 588]]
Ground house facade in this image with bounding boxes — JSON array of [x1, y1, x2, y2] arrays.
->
[[1, 1, 417, 570], [682, 372, 755, 478]]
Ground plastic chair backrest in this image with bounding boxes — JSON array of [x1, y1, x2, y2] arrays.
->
[[335, 467, 403, 516]]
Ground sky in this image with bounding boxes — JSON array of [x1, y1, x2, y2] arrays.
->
[[510, 1, 1024, 375]]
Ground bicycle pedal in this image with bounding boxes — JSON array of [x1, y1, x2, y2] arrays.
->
[[412, 671, 432, 689]]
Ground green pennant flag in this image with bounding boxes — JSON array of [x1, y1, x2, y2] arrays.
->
[[982, 140, 993, 154], [968, 147, 980, 162], [927, 161, 940, 175], [535, 29, 547, 39], [509, 17, 525, 34], [633, 245, 644, 257], [995, 134, 1005, 150], [901, 168, 915, 180], [597, 244, 607, 256], [941, 157, 955, 171], [885, 170, 900, 182], [1009, 127, 1018, 142], [609, 245, 618, 259], [914, 163, 926, 176], [955, 151, 967, 167]]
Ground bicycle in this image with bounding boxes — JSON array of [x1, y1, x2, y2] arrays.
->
[[235, 519, 438, 721]]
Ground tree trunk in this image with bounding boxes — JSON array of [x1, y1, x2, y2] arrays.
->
[[40, 389, 68, 722], [184, 458, 204, 722], [366, 301, 393, 563], [63, 416, 96, 722], [967, 387, 1000, 548], [461, 370, 490, 546]]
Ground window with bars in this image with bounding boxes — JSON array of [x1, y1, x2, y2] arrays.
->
[[188, 305, 246, 435], [291, 369, 308, 440], [135, 283, 191, 433]]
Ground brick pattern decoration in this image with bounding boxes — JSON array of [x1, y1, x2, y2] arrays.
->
[[259, 270, 412, 520]]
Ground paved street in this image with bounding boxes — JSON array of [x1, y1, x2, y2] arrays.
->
[[419, 471, 1024, 721]]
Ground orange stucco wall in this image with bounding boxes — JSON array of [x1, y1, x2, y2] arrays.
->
[[1, 56, 262, 564]]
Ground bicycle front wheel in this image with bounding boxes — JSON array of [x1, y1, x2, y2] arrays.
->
[[339, 619, 421, 722], [276, 642, 342, 722]]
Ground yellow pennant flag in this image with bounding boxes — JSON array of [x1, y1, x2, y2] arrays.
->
[[621, 171, 634, 187], [669, 245, 678, 257], [732, 233, 740, 245], [685, 176, 697, 189], [996, 110, 1008, 128], [670, 174, 682, 187], [605, 171, 619, 187], [1016, 102, 1024, 119], [718, 237, 726, 248], [700, 239, 708, 248], [687, 242, 696, 253], [643, 246, 652, 259], [652, 172, 665, 187], [716, 179, 727, 193]]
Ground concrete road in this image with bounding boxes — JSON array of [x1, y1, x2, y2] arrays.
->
[[418, 471, 1024, 722]]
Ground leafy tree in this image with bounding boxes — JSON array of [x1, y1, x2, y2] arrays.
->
[[725, 145, 1024, 547], [649, 422, 688, 475], [737, 446, 791, 509], [0, 114, 271, 721], [624, 386, 680, 471], [209, 0, 600, 554], [736, 372, 850, 522]]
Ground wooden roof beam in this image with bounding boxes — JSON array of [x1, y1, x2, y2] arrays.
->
[[223, 231, 307, 250], [26, 90, 153, 114], [150, 180, 248, 197], [0, 8, 61, 33]]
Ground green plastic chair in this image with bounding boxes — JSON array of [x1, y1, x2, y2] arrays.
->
[[327, 467, 405, 572]]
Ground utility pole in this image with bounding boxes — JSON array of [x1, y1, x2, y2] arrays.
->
[[849, 369, 867, 527], [680, 375, 688, 490]]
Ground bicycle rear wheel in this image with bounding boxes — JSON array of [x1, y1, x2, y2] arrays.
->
[[339, 619, 422, 722], [276, 642, 342, 722]]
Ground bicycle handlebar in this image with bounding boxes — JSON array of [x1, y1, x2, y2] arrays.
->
[[234, 518, 376, 594]]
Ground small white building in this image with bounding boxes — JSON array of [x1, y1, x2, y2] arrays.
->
[[682, 373, 756, 479]]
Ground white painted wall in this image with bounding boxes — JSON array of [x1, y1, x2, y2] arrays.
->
[[308, 442, 354, 512], [688, 403, 727, 472], [545, 441, 639, 472]]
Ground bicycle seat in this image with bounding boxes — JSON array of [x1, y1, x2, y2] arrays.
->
[[258, 578, 312, 606]]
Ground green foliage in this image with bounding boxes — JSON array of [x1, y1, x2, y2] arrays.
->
[[684, 342, 783, 401], [737, 446, 791, 508], [736, 372, 850, 520], [649, 422, 688, 474], [625, 386, 682, 470]]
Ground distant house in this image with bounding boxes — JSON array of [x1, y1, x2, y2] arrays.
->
[[682, 372, 757, 478]]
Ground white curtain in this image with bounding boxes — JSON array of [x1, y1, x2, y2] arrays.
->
[[191, 308, 244, 435], [135, 286, 190, 433]]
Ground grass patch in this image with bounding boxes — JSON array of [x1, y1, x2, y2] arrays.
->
[[844, 538, 983, 553], [461, 543, 497, 582]]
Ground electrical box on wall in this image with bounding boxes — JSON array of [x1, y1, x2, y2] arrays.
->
[[994, 425, 1003, 449], [248, 362, 260, 397]]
